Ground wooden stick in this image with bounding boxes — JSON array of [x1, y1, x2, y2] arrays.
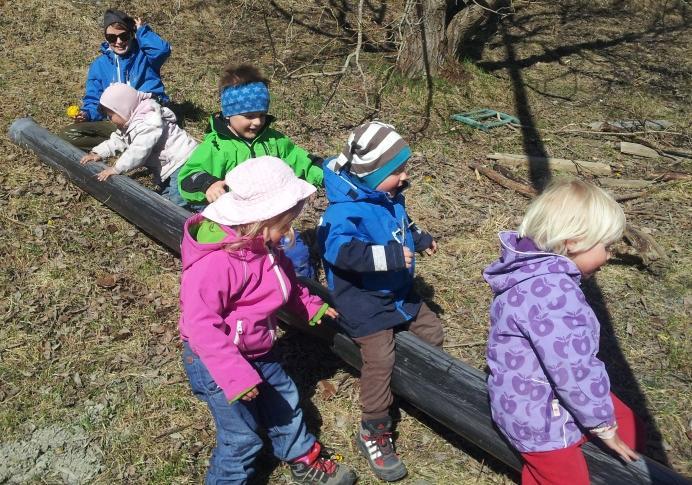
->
[[615, 191, 650, 202], [468, 162, 536, 198], [487, 153, 612, 176]]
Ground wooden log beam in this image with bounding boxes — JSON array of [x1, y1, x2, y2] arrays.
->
[[9, 118, 689, 485], [487, 152, 612, 176]]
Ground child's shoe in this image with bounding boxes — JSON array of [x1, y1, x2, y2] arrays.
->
[[290, 441, 357, 485], [356, 417, 407, 481]]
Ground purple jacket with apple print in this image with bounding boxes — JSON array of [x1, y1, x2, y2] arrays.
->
[[483, 231, 616, 453]]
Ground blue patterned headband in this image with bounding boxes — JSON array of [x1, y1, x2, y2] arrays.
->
[[220, 82, 270, 117]]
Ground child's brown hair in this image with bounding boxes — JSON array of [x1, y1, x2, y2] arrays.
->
[[218, 64, 269, 95]]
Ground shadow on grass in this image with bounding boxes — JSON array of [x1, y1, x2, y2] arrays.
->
[[583, 279, 670, 465], [247, 328, 348, 484], [497, 7, 670, 467], [397, 399, 519, 483], [167, 100, 207, 127]]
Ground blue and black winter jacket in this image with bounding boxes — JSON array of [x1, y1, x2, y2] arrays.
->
[[317, 162, 433, 337], [82, 25, 171, 121]]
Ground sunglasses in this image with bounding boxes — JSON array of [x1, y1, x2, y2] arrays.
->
[[105, 32, 131, 44]]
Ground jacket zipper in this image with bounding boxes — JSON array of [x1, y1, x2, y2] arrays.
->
[[233, 319, 244, 350], [267, 251, 289, 303]]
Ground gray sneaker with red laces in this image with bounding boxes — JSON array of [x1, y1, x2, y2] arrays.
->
[[356, 417, 407, 482]]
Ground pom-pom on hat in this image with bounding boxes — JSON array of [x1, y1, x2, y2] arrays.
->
[[202, 156, 316, 226], [332, 121, 411, 189], [103, 9, 136, 32], [220, 82, 270, 118]]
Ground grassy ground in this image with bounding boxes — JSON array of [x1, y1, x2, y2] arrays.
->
[[0, 0, 690, 483]]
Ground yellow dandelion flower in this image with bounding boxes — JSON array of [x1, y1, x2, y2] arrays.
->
[[66, 105, 80, 118]]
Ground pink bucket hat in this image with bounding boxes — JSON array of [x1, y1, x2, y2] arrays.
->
[[202, 156, 316, 226]]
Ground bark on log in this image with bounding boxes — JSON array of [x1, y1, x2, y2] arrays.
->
[[9, 117, 690, 485]]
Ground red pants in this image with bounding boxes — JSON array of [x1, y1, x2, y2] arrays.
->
[[520, 393, 647, 485]]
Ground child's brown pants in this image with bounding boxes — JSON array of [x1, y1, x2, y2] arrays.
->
[[352, 302, 444, 422]]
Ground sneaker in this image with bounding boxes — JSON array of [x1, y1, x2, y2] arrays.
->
[[290, 441, 357, 485], [356, 417, 407, 481]]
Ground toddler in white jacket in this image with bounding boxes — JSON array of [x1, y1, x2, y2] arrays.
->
[[79, 83, 197, 206]]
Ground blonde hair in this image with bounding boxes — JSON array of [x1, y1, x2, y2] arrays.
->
[[518, 178, 625, 255], [224, 200, 306, 252]]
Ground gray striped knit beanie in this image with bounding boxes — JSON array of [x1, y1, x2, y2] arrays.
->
[[332, 121, 411, 189]]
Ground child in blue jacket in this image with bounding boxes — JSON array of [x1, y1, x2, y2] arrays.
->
[[317, 121, 444, 482], [60, 9, 171, 150]]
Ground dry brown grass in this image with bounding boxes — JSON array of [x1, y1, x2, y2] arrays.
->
[[1, 0, 690, 483]]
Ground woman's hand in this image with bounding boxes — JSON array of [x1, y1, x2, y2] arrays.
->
[[403, 246, 413, 268], [74, 110, 88, 123], [134, 17, 144, 29], [423, 239, 438, 256]]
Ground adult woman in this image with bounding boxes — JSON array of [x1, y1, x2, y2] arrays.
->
[[60, 9, 171, 150]]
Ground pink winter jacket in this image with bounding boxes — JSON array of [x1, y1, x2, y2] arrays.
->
[[179, 214, 324, 401]]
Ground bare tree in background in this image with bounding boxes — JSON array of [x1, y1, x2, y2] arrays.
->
[[397, 0, 511, 77]]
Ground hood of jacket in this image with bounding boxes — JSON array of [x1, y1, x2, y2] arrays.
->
[[323, 157, 404, 206], [483, 231, 581, 295], [181, 213, 267, 270]]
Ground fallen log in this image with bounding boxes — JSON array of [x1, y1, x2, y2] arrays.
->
[[598, 178, 655, 190], [621, 142, 660, 159], [9, 118, 689, 485], [487, 152, 612, 176]]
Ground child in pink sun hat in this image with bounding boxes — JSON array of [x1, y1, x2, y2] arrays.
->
[[179, 156, 357, 485]]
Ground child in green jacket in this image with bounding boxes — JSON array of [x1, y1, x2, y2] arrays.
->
[[178, 64, 323, 277], [178, 64, 323, 204]]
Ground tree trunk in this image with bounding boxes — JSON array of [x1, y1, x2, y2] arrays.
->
[[397, 0, 448, 78], [397, 0, 509, 78]]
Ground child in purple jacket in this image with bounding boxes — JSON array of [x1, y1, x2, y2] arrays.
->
[[483, 179, 646, 484], [179, 156, 356, 485]]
